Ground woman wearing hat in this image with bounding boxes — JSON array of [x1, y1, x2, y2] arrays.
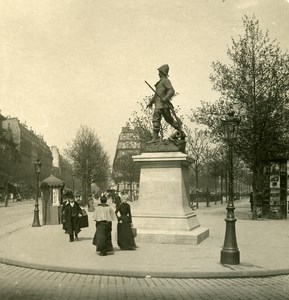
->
[[93, 194, 115, 256], [115, 193, 136, 250]]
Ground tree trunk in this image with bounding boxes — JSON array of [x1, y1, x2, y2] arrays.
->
[[195, 167, 199, 209], [252, 166, 262, 220], [86, 181, 91, 200], [82, 179, 87, 206], [130, 175, 133, 201], [5, 180, 8, 207], [195, 163, 199, 190], [225, 171, 228, 203], [220, 174, 223, 204], [214, 175, 217, 205]]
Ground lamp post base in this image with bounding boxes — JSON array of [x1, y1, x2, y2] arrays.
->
[[32, 207, 41, 227], [220, 248, 240, 265], [220, 205, 240, 265]]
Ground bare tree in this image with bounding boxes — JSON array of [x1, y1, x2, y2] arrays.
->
[[65, 125, 110, 205], [184, 127, 211, 191]]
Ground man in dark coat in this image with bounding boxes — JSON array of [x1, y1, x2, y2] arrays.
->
[[63, 190, 83, 242], [147, 64, 182, 143]]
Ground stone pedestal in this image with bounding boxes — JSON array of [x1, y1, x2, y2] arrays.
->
[[132, 152, 209, 245]]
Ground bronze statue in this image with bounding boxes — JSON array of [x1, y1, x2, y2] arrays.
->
[[145, 64, 184, 144]]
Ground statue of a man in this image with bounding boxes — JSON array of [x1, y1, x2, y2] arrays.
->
[[146, 64, 182, 144]]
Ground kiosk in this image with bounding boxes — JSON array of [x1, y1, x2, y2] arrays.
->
[[40, 175, 65, 225], [263, 159, 287, 219]]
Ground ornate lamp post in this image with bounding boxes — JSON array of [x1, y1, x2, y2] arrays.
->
[[32, 159, 42, 227], [220, 111, 240, 265], [72, 171, 75, 194]]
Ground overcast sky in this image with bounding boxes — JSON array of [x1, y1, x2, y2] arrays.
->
[[1, 0, 289, 162]]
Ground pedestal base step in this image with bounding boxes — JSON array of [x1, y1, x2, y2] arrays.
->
[[135, 227, 209, 245]]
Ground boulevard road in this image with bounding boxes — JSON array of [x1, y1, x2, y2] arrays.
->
[[0, 200, 34, 237]]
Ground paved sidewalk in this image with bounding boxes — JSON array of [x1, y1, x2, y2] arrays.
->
[[0, 198, 289, 278]]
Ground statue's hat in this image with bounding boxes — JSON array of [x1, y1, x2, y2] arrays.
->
[[157, 64, 169, 76]]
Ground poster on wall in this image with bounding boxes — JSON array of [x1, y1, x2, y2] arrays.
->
[[52, 188, 60, 206], [270, 175, 280, 189], [270, 195, 280, 205]]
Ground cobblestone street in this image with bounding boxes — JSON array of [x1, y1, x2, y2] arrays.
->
[[0, 263, 288, 300]]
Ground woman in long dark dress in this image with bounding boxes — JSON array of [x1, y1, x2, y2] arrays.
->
[[93, 195, 115, 256], [115, 195, 136, 250]]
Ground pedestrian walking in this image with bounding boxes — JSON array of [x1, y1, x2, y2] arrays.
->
[[115, 193, 136, 250], [75, 195, 81, 203], [63, 190, 83, 242], [249, 192, 253, 212], [88, 194, 95, 212], [114, 192, 121, 206], [93, 194, 115, 256], [61, 197, 69, 234]]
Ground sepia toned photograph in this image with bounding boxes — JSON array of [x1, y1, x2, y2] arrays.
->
[[0, 1, 289, 299]]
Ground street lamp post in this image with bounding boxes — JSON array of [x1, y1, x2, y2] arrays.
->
[[32, 159, 42, 227], [220, 111, 240, 265]]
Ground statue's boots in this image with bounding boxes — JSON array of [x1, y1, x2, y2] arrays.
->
[[147, 131, 160, 144]]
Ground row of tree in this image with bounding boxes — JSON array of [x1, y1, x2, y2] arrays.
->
[[190, 16, 289, 219], [185, 127, 252, 195]]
